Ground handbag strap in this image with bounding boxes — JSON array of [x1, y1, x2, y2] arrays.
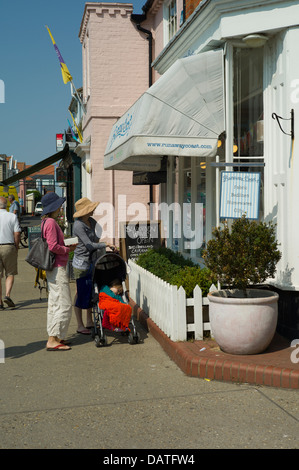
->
[[41, 219, 47, 240]]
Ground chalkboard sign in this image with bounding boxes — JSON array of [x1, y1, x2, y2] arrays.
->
[[119, 221, 162, 261], [28, 226, 41, 250]]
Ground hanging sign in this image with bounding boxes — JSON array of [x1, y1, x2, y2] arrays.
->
[[56, 133, 64, 152], [56, 168, 67, 183], [220, 171, 261, 220]]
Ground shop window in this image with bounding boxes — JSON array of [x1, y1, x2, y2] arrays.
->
[[165, 156, 206, 259], [171, 156, 180, 251], [195, 159, 206, 256], [182, 157, 192, 254], [233, 47, 264, 220], [233, 47, 264, 159], [181, 157, 206, 258]]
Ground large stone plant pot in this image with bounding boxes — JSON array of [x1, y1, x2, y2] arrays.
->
[[207, 289, 279, 355]]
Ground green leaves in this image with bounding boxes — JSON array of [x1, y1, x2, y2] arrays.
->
[[136, 247, 216, 297], [171, 266, 216, 297], [202, 215, 281, 293]]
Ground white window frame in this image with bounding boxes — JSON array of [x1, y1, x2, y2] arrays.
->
[[163, 0, 177, 47], [224, 43, 265, 223]]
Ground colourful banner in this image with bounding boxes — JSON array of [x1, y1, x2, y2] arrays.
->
[[46, 26, 73, 84], [69, 110, 83, 143], [67, 119, 80, 143]]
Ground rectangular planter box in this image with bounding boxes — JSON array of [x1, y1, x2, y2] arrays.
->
[[128, 260, 216, 341]]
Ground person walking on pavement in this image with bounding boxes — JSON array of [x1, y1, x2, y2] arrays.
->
[[41, 193, 77, 351], [72, 197, 115, 334], [0, 196, 21, 309], [8, 194, 21, 220]]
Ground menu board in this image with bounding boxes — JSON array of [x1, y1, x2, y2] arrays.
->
[[119, 221, 162, 261], [28, 226, 41, 250]]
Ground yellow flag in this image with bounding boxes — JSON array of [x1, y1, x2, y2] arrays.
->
[[46, 26, 73, 84]]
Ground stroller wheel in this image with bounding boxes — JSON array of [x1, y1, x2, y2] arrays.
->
[[101, 334, 108, 346], [128, 331, 140, 344], [95, 333, 107, 347]]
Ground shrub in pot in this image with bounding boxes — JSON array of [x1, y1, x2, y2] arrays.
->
[[202, 215, 282, 354]]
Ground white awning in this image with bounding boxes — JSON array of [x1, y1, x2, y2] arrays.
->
[[104, 49, 225, 171]]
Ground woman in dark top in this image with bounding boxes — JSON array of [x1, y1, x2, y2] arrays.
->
[[72, 197, 115, 334]]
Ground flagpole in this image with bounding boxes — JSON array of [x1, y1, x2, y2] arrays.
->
[[70, 81, 86, 115]]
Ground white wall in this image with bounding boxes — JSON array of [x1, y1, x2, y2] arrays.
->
[[264, 27, 299, 289]]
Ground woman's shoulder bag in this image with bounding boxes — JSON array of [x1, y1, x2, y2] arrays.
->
[[25, 219, 56, 271]]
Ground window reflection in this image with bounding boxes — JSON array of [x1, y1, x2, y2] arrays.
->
[[233, 47, 264, 158], [233, 47, 264, 220]]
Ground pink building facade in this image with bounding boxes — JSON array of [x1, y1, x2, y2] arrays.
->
[[77, 2, 156, 243]]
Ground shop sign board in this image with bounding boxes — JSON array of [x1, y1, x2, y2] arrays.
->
[[28, 226, 41, 250], [220, 171, 261, 220], [119, 220, 162, 261]]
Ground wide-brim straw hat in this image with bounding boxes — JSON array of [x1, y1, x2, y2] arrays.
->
[[73, 197, 99, 218]]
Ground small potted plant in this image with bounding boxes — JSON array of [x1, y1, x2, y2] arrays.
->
[[202, 215, 281, 355]]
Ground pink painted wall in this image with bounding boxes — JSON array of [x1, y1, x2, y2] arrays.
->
[[79, 3, 153, 242], [146, 0, 184, 82]]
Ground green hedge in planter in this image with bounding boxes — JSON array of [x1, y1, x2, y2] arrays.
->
[[136, 248, 216, 297], [135, 249, 181, 283], [154, 247, 195, 267], [171, 266, 216, 298]]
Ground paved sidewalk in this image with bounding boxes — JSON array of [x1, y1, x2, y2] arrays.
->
[[131, 299, 299, 390], [0, 247, 298, 450], [2, 246, 299, 390]]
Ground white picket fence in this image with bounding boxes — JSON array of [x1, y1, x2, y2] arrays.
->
[[128, 259, 217, 342]]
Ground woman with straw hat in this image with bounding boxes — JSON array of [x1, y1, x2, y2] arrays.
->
[[72, 197, 115, 334]]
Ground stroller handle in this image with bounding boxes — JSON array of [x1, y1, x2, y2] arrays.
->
[[108, 245, 119, 254], [91, 245, 119, 262]]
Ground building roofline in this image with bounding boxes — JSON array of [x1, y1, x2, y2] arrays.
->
[[79, 2, 134, 42]]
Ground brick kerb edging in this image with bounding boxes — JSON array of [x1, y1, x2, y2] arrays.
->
[[130, 299, 299, 390]]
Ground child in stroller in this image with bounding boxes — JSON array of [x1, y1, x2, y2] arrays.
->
[[99, 278, 132, 333], [91, 251, 140, 347]]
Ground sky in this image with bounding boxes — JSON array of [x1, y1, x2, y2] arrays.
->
[[0, 0, 145, 166]]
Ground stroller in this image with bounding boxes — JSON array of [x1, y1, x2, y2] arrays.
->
[[90, 250, 140, 347]]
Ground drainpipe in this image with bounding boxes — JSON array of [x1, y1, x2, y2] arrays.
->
[[132, 19, 154, 214], [136, 24, 153, 87]]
